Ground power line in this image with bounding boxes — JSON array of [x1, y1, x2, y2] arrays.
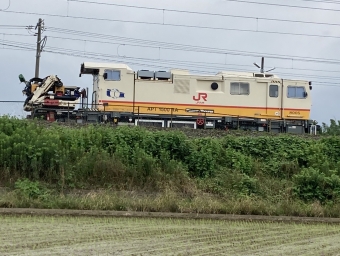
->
[[0, 42, 36, 51], [0, 26, 27, 30], [295, 0, 340, 4], [4, 29, 339, 79], [5, 32, 340, 75], [0, 25, 25, 28], [44, 26, 340, 65], [66, 0, 340, 27], [2, 9, 340, 41], [222, 0, 340, 12], [2, 41, 340, 87], [47, 27, 340, 62], [5, 28, 340, 71], [5, 28, 340, 78], [0, 0, 10, 11], [0, 47, 33, 52], [26, 34, 340, 78], [0, 40, 215, 74], [2, 38, 340, 86], [0, 33, 32, 37], [294, 0, 340, 4]]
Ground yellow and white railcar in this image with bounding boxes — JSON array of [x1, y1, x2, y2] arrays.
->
[[79, 62, 315, 134]]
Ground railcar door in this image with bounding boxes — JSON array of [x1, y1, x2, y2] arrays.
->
[[265, 81, 282, 133], [92, 74, 99, 108], [266, 82, 281, 118], [281, 79, 312, 134]]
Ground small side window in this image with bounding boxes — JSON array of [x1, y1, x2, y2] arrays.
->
[[104, 70, 121, 81], [269, 85, 278, 98], [287, 86, 307, 98], [230, 82, 250, 95]]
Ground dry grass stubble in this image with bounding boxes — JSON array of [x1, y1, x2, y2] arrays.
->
[[2, 189, 340, 218], [1, 214, 340, 256]]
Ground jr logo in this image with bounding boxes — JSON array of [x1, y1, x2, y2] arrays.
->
[[107, 89, 125, 99], [193, 93, 207, 102]]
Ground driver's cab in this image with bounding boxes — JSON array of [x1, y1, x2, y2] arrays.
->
[[79, 62, 134, 110]]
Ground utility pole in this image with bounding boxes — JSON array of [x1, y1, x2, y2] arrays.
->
[[35, 18, 46, 78]]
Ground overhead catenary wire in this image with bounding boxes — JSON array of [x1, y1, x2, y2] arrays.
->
[[1, 42, 340, 87], [7, 33, 340, 79], [0, 26, 27, 30], [0, 3, 336, 92], [221, 0, 340, 12], [66, 0, 340, 27], [2, 38, 340, 86], [5, 0, 340, 29], [5, 31, 340, 76], [4, 27, 340, 78], [5, 26, 340, 71], [0, 41, 216, 74], [2, 8, 340, 41], [43, 26, 340, 65], [294, 0, 340, 4], [1, 11, 340, 82], [2, 3, 340, 58], [0, 0, 10, 11], [0, 25, 25, 28]]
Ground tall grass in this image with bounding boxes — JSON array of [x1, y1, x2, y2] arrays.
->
[[1, 116, 340, 214]]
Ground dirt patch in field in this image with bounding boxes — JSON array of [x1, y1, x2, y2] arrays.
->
[[1, 208, 339, 224]]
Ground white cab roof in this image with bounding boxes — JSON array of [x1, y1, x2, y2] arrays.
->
[[217, 71, 280, 79], [82, 62, 133, 71]]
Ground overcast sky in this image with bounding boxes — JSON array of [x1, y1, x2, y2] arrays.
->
[[0, 0, 339, 125]]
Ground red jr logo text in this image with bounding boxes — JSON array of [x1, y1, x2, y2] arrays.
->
[[193, 93, 207, 101]]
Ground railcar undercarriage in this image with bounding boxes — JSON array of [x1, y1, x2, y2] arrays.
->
[[29, 107, 320, 135]]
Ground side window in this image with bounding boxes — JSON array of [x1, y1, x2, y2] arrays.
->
[[287, 86, 306, 98], [296, 87, 305, 98], [104, 69, 121, 81], [269, 85, 278, 98], [230, 82, 250, 95]]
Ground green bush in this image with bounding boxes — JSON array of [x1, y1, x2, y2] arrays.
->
[[292, 168, 340, 203], [1, 116, 340, 204], [14, 178, 50, 200]]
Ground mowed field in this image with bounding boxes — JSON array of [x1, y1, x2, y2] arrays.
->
[[1, 214, 340, 256]]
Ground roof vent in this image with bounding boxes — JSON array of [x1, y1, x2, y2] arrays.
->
[[155, 71, 171, 80], [137, 70, 154, 80]]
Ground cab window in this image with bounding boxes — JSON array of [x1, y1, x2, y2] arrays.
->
[[287, 86, 306, 98], [269, 85, 278, 98], [104, 70, 121, 81]]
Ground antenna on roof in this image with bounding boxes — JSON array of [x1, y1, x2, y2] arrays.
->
[[253, 57, 275, 73]]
